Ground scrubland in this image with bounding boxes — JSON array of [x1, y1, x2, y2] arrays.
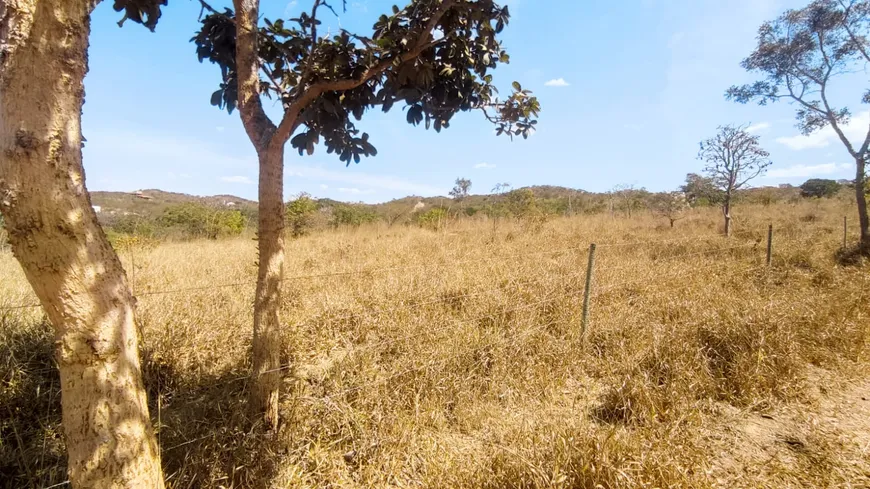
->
[[2, 200, 869, 488]]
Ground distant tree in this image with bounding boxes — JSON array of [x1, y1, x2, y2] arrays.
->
[[285, 193, 318, 237], [652, 192, 689, 227], [611, 183, 647, 218], [1, 1, 167, 485], [681, 173, 723, 207], [193, 0, 540, 427], [801, 178, 843, 198], [698, 125, 772, 236], [727, 0, 870, 247], [505, 188, 538, 218], [449, 178, 472, 201]]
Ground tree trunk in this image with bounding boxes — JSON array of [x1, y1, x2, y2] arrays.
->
[[723, 194, 732, 237], [0, 1, 164, 487], [856, 156, 869, 248], [251, 147, 285, 431]]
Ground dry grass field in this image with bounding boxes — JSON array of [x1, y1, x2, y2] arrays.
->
[[2, 200, 869, 488]]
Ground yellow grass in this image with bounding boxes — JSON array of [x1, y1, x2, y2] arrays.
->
[[2, 200, 869, 488]]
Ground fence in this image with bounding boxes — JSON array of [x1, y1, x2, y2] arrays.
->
[[0, 223, 830, 464]]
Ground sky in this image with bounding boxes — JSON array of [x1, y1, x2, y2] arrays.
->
[[81, 0, 869, 203]]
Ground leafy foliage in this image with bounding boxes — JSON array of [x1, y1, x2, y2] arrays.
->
[[192, 0, 540, 164], [158, 203, 248, 239], [726, 1, 870, 152], [331, 204, 380, 227], [800, 178, 843, 198], [681, 173, 723, 207], [414, 207, 449, 231], [449, 177, 472, 201], [285, 193, 319, 237], [113, 0, 168, 31]]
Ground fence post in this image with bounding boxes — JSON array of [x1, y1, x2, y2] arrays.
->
[[766, 224, 773, 267], [843, 216, 848, 250], [581, 243, 597, 339]]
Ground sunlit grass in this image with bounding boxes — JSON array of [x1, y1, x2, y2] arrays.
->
[[2, 200, 868, 488]]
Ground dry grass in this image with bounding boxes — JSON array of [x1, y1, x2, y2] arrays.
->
[[2, 200, 869, 488]]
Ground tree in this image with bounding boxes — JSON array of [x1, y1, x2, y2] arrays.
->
[[192, 0, 539, 428], [652, 192, 689, 228], [680, 173, 722, 207], [0, 0, 166, 487], [505, 187, 538, 218], [801, 178, 843, 198], [449, 177, 472, 201], [698, 125, 772, 236], [727, 0, 870, 247], [611, 183, 646, 218]]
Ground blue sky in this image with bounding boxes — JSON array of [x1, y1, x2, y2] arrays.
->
[[82, 0, 868, 203]]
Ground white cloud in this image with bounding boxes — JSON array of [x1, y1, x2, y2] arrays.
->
[[776, 111, 870, 150], [284, 0, 298, 17], [338, 187, 375, 195], [221, 176, 253, 184], [765, 163, 851, 179], [746, 122, 770, 133], [319, 184, 329, 189], [474, 162, 497, 169], [544, 78, 570, 87]]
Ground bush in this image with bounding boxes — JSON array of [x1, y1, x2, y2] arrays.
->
[[286, 193, 318, 238], [415, 208, 449, 231], [158, 203, 247, 240], [331, 204, 379, 228], [800, 179, 842, 199]]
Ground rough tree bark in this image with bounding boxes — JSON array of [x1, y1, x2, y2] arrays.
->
[[232, 0, 287, 430], [252, 146, 285, 430], [856, 156, 869, 248], [723, 191, 733, 238], [0, 1, 164, 487]]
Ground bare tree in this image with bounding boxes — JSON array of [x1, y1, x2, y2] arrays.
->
[[698, 125, 772, 236], [727, 0, 870, 247], [193, 0, 539, 429], [0, 0, 166, 486]]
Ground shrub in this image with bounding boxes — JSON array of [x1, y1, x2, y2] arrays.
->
[[158, 203, 247, 239], [331, 204, 379, 228], [285, 193, 318, 238], [415, 208, 449, 231]]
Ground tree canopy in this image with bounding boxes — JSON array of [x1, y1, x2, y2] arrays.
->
[[726, 0, 870, 155], [191, 0, 540, 165]]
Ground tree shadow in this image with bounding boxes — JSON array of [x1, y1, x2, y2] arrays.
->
[[835, 243, 870, 267], [0, 317, 281, 489]]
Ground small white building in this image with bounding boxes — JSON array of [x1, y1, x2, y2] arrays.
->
[[92, 205, 102, 214]]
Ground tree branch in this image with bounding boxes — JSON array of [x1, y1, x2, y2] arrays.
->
[[270, 1, 453, 150]]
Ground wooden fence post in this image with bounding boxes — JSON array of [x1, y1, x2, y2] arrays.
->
[[581, 243, 597, 339], [766, 224, 773, 267]]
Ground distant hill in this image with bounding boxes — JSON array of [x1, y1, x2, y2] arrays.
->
[[90, 189, 258, 220]]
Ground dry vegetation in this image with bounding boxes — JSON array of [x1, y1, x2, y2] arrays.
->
[[2, 200, 869, 488]]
